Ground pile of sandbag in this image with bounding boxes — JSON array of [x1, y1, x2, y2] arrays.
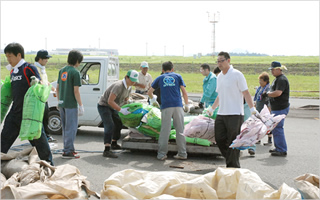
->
[[1, 147, 98, 199], [119, 103, 212, 146], [100, 168, 302, 199]]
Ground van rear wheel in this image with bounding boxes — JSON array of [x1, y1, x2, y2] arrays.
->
[[45, 110, 62, 135]]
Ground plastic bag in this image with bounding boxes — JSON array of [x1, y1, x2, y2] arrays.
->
[[183, 115, 216, 143], [119, 103, 152, 128], [19, 82, 51, 141], [230, 105, 286, 149], [1, 76, 12, 123]]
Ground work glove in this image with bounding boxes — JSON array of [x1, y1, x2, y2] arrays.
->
[[206, 107, 214, 117], [149, 95, 160, 108], [250, 107, 260, 118], [184, 104, 192, 113], [30, 76, 39, 86], [198, 102, 204, 109], [119, 107, 131, 115], [78, 105, 84, 116]]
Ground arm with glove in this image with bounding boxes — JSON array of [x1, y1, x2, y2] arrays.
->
[[206, 96, 219, 116], [181, 86, 192, 113], [147, 87, 160, 108], [108, 93, 131, 115], [243, 90, 260, 117], [74, 86, 84, 116]]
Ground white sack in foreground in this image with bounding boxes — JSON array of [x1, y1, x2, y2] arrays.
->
[[101, 167, 301, 199], [230, 105, 286, 149]]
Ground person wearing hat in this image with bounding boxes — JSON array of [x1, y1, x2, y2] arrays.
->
[[34, 49, 57, 143], [1, 43, 54, 165], [134, 61, 152, 95], [266, 61, 290, 156], [97, 70, 139, 158]]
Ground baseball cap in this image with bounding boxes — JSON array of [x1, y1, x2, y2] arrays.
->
[[140, 61, 149, 68], [127, 70, 139, 82], [269, 61, 282, 69], [36, 50, 52, 59]]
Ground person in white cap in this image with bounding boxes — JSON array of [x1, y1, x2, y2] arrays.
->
[[97, 70, 139, 158], [134, 61, 152, 95]]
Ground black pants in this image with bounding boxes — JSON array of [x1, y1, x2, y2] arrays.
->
[[1, 109, 54, 165], [215, 115, 244, 168]]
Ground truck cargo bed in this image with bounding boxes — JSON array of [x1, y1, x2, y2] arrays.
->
[[121, 134, 221, 156]]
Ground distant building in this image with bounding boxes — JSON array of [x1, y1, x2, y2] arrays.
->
[[24, 48, 119, 56], [50, 48, 119, 56]]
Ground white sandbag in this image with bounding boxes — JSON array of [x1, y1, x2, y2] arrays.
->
[[294, 173, 320, 199], [182, 115, 215, 143], [100, 167, 301, 199]]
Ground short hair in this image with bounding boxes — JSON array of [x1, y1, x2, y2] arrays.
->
[[218, 51, 230, 60], [259, 72, 270, 84], [67, 50, 83, 66], [4, 43, 25, 58], [200, 63, 210, 71], [162, 61, 173, 71], [213, 66, 221, 74]]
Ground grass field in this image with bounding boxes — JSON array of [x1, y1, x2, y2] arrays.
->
[[1, 55, 318, 98]]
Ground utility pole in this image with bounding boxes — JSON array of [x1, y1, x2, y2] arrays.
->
[[207, 11, 220, 57]]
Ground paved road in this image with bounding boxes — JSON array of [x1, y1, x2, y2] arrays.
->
[[3, 98, 319, 197]]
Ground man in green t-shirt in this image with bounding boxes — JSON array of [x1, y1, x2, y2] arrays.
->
[[56, 50, 84, 159]]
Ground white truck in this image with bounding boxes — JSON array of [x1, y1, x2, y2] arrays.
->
[[46, 56, 119, 135]]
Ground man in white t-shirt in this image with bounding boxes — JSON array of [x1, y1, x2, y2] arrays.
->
[[134, 61, 153, 94], [207, 51, 258, 168]]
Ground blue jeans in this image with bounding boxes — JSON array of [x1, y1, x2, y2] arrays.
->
[[97, 104, 122, 144], [1, 109, 53, 165], [271, 106, 290, 152], [59, 108, 78, 154]]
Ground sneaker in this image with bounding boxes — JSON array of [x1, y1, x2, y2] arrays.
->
[[263, 142, 273, 146], [103, 150, 118, 158], [269, 148, 277, 153], [173, 154, 187, 160], [111, 144, 122, 150], [62, 152, 80, 159], [271, 151, 287, 156], [248, 149, 255, 156], [157, 155, 167, 161], [47, 136, 57, 143]]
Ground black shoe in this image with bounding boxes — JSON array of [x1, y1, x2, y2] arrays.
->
[[103, 150, 118, 158], [271, 151, 287, 156], [269, 148, 277, 153], [255, 140, 261, 144], [248, 149, 255, 156], [264, 142, 272, 146], [111, 144, 122, 150]]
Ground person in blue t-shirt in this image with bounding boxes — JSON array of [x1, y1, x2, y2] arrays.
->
[[147, 61, 191, 161]]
